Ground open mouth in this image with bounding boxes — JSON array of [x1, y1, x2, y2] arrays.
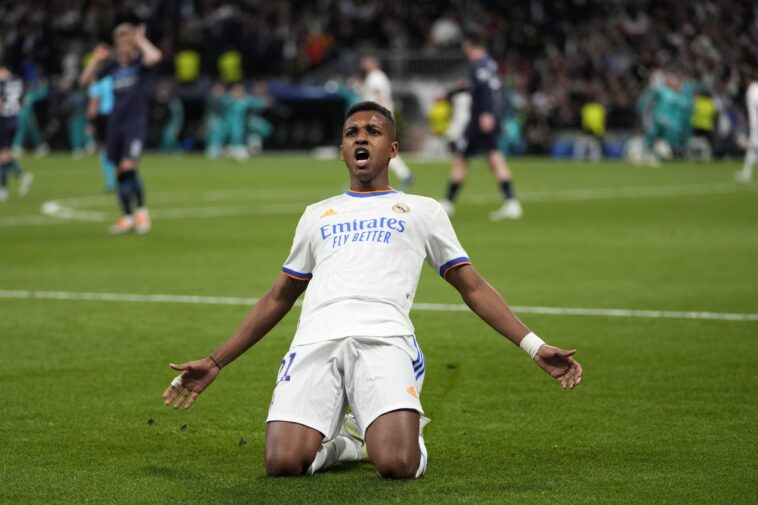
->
[[354, 148, 370, 168]]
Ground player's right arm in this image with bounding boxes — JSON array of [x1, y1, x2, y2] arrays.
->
[[79, 44, 111, 86], [445, 265, 583, 389], [162, 274, 308, 409]]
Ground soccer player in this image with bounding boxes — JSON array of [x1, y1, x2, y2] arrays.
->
[[80, 23, 162, 234], [162, 101, 583, 479], [87, 75, 116, 192], [0, 62, 33, 202], [737, 75, 758, 183], [360, 56, 414, 188], [441, 28, 522, 221]]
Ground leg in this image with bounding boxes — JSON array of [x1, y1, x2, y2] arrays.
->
[[365, 410, 422, 479], [487, 149, 523, 221], [346, 336, 428, 479], [264, 421, 323, 476], [389, 155, 413, 187], [441, 154, 467, 216], [738, 142, 757, 182], [265, 341, 354, 476], [486, 149, 513, 184]]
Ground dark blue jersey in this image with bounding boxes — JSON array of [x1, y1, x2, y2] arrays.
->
[[469, 56, 501, 123], [0, 74, 23, 118], [98, 54, 151, 125]]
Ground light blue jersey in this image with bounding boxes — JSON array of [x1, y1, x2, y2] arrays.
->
[[87, 76, 114, 115]]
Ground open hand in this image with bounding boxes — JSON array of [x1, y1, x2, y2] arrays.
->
[[534, 345, 583, 389], [162, 358, 221, 409], [93, 43, 111, 62]]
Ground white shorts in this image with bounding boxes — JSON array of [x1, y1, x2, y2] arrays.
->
[[266, 335, 425, 438]]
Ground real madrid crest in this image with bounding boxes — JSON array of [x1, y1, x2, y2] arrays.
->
[[392, 202, 410, 214]]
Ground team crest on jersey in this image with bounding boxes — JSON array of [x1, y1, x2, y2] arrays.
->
[[392, 203, 410, 214], [320, 208, 337, 218]]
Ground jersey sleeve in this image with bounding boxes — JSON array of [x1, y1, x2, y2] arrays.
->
[[425, 205, 471, 277], [472, 64, 495, 115], [281, 209, 315, 281]]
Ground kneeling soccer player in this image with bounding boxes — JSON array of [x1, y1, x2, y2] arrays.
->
[[163, 101, 583, 479]]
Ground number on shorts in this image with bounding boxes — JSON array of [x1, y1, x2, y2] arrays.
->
[[276, 352, 296, 384]]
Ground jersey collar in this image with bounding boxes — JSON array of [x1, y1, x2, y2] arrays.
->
[[345, 188, 398, 198]]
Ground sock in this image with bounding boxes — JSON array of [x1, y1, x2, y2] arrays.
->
[[500, 179, 515, 200], [132, 172, 145, 207], [389, 156, 412, 181], [743, 147, 757, 178], [101, 154, 116, 190], [0, 162, 10, 187], [306, 439, 344, 475], [117, 172, 135, 215], [415, 435, 428, 478], [445, 181, 462, 202]]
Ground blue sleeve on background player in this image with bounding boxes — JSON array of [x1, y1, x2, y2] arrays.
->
[[472, 62, 495, 116]]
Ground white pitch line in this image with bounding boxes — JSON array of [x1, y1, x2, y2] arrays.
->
[[467, 181, 757, 204], [5, 181, 754, 228], [1, 289, 756, 322]]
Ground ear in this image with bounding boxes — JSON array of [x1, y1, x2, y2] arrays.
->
[[389, 141, 399, 160], [339, 144, 344, 161]]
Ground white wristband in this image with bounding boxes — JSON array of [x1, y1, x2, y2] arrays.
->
[[519, 332, 546, 360]]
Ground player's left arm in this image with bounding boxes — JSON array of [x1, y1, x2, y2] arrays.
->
[[135, 24, 163, 67], [445, 264, 583, 389]]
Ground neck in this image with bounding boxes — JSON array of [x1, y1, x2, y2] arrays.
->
[[349, 173, 391, 192]]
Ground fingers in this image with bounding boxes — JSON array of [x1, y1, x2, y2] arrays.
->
[[163, 384, 182, 405], [170, 363, 188, 371], [184, 391, 201, 409], [558, 359, 583, 390], [173, 388, 190, 409]]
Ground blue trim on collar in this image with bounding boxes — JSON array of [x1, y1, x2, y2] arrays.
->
[[345, 189, 398, 198]]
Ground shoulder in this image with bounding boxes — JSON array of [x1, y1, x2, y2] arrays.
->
[[394, 193, 444, 216], [300, 194, 348, 219]]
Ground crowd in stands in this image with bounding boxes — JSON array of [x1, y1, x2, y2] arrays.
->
[[1, 0, 756, 154]]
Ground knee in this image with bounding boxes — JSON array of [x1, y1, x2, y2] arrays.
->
[[372, 450, 420, 480], [264, 454, 308, 477]]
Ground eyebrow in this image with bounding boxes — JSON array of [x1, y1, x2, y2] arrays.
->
[[344, 122, 384, 131]]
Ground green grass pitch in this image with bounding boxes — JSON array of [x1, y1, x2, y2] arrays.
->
[[1, 154, 756, 504]]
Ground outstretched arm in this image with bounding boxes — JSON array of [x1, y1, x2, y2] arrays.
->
[[135, 24, 162, 67], [445, 264, 582, 389], [162, 274, 308, 409], [79, 44, 111, 86]]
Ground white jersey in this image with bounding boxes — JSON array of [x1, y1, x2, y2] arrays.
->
[[362, 69, 394, 110], [282, 189, 470, 346], [747, 82, 758, 141]]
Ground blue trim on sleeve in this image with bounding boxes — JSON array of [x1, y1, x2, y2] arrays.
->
[[345, 189, 398, 198], [439, 256, 471, 277], [281, 267, 313, 280]]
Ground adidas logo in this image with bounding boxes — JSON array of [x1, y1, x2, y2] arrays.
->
[[321, 208, 337, 218]]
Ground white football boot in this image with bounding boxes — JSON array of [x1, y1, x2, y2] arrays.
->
[[489, 199, 523, 221], [439, 198, 455, 217]]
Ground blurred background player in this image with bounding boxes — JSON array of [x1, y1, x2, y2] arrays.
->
[[63, 81, 93, 158], [80, 23, 162, 234], [359, 56, 414, 188], [87, 74, 116, 192], [440, 28, 522, 221], [0, 62, 33, 202], [737, 73, 758, 183], [224, 83, 265, 160], [204, 82, 227, 159], [152, 81, 184, 153], [11, 76, 49, 158]]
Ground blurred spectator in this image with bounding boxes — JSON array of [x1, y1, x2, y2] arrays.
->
[[0, 0, 756, 154]]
